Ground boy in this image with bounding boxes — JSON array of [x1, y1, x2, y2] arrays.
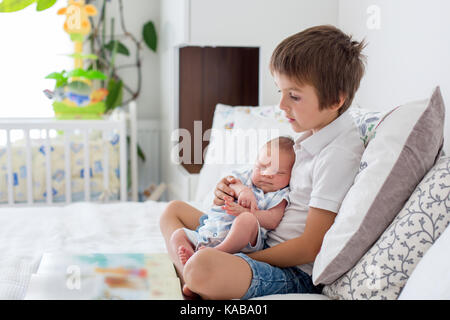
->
[[160, 25, 366, 299]]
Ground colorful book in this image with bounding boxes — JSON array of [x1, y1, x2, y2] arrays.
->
[[25, 253, 183, 300]]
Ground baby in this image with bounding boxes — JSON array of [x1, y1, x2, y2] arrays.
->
[[173, 136, 295, 265]]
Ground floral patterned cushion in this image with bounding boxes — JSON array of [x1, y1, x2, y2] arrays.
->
[[348, 108, 383, 147], [322, 155, 450, 300]]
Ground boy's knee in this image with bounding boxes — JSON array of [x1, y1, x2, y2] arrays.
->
[[160, 200, 184, 225], [183, 248, 215, 293], [165, 200, 185, 214]]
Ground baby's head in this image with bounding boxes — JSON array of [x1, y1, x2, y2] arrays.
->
[[251, 136, 295, 193]]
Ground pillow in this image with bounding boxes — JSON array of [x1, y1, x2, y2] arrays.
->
[[399, 213, 450, 300], [313, 86, 445, 285], [322, 155, 450, 300], [194, 104, 296, 210]]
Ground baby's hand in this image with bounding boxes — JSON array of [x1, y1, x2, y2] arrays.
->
[[223, 200, 249, 216], [237, 188, 258, 212]]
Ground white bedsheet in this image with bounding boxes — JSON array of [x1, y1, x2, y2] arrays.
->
[[0, 200, 170, 300]]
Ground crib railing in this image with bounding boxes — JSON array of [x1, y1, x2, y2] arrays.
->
[[0, 102, 138, 206]]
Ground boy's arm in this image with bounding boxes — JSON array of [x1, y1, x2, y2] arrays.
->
[[213, 176, 239, 206], [247, 206, 337, 267], [227, 179, 247, 198], [253, 200, 287, 230]]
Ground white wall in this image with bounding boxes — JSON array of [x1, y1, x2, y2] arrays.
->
[[338, 0, 450, 153], [160, 0, 450, 200], [188, 0, 339, 106], [159, 0, 191, 200], [95, 0, 161, 120]]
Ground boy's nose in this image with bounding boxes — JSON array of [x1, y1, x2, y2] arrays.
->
[[278, 95, 289, 111]]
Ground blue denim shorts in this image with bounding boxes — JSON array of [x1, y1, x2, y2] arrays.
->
[[235, 252, 323, 300]]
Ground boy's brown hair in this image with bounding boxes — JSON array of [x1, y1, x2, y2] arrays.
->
[[270, 25, 367, 115]]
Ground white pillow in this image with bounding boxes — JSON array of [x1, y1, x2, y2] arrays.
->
[[398, 223, 450, 300], [313, 87, 445, 285], [194, 104, 296, 210]]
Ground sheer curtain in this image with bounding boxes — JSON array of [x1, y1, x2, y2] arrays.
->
[[0, 4, 73, 118]]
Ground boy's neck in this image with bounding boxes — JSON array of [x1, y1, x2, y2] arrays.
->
[[311, 111, 340, 134]]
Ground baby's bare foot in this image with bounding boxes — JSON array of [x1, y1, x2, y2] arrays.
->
[[177, 245, 194, 265]]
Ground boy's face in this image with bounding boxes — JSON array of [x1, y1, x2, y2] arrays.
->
[[251, 145, 294, 193], [274, 72, 340, 134]]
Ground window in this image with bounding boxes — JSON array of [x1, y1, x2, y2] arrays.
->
[[0, 4, 72, 118]]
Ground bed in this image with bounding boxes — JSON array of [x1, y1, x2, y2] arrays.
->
[[1, 87, 449, 300]]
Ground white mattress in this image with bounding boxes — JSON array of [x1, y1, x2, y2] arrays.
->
[[0, 200, 328, 300]]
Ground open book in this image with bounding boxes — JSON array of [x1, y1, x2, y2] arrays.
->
[[25, 253, 183, 300]]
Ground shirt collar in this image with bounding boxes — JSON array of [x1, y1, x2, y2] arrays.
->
[[294, 109, 353, 156]]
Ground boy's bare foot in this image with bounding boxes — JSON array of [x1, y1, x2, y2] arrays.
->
[[178, 245, 194, 265]]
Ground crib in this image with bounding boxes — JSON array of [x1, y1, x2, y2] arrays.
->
[[0, 102, 138, 207]]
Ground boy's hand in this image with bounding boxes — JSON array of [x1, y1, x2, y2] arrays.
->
[[213, 176, 237, 206], [237, 188, 258, 212], [223, 200, 249, 216]]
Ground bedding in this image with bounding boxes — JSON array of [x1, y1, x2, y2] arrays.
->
[[0, 200, 171, 299], [0, 133, 121, 203]]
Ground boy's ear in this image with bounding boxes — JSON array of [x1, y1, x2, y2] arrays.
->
[[330, 93, 347, 112]]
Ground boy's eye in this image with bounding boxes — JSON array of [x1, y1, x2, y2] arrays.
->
[[290, 94, 300, 101]]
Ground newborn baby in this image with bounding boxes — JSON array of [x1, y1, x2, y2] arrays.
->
[[173, 136, 295, 265]]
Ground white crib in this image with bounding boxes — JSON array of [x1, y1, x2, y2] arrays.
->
[[0, 102, 138, 207]]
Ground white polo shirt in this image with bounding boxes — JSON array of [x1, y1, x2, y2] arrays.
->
[[265, 109, 364, 275]]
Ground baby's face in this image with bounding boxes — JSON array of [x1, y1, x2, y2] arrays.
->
[[251, 145, 295, 193]]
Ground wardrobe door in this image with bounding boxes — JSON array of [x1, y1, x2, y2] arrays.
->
[[179, 46, 259, 173]]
